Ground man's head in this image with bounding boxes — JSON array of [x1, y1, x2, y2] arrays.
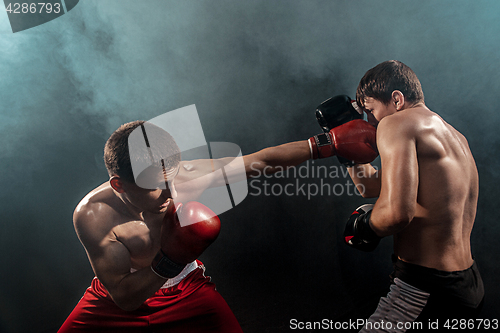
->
[[104, 121, 181, 213], [356, 60, 424, 125]]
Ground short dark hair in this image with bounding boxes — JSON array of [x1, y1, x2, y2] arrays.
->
[[104, 121, 181, 183], [356, 60, 424, 109]]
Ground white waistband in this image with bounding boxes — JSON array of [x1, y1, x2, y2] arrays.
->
[[129, 260, 199, 289], [160, 260, 199, 289]]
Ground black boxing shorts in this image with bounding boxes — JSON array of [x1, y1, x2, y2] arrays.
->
[[359, 255, 484, 332]]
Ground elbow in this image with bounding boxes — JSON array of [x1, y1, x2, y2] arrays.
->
[[118, 302, 141, 312], [116, 301, 142, 312], [388, 210, 414, 230], [372, 206, 414, 237], [385, 199, 415, 227], [109, 292, 143, 312], [370, 201, 415, 237]]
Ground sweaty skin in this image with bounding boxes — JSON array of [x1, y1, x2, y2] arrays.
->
[[73, 141, 310, 311], [349, 96, 477, 272]]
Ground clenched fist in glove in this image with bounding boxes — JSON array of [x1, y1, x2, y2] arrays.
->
[[344, 204, 381, 252], [309, 119, 378, 164], [151, 201, 221, 279]]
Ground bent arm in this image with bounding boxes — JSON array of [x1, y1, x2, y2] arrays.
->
[[370, 116, 418, 237], [74, 213, 166, 311], [347, 163, 381, 198]]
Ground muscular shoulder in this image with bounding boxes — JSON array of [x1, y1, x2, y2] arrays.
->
[[376, 110, 418, 148], [377, 107, 440, 142], [73, 183, 122, 245], [377, 107, 467, 162]]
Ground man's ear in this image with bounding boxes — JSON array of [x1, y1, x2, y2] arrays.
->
[[391, 90, 405, 111], [110, 176, 126, 193]]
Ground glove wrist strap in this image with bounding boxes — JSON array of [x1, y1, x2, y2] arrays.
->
[[309, 133, 335, 159], [151, 250, 186, 279], [344, 209, 381, 252]]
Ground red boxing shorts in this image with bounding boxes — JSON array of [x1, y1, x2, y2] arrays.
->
[[58, 262, 242, 333]]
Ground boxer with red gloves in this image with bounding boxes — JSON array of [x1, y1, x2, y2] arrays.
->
[[59, 122, 244, 333]]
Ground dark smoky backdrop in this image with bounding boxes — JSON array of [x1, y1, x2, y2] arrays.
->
[[0, 1, 498, 332]]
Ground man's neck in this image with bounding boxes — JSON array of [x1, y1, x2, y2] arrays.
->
[[115, 192, 145, 221], [402, 102, 426, 111]]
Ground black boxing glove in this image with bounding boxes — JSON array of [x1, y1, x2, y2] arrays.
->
[[315, 95, 363, 133], [344, 204, 381, 252], [314, 95, 364, 166]]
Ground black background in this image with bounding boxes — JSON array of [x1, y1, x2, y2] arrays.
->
[[0, 1, 498, 332]]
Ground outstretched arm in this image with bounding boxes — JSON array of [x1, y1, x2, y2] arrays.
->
[[182, 118, 378, 189], [243, 141, 311, 178], [175, 141, 311, 189]]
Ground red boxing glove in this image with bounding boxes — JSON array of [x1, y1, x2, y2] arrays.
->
[[152, 201, 221, 278], [308, 119, 378, 164]]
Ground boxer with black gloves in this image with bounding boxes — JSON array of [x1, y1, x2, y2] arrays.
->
[[343, 60, 484, 332]]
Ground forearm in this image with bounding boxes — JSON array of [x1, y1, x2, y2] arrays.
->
[[106, 266, 167, 311], [244, 141, 311, 178], [348, 163, 381, 198], [182, 141, 311, 189], [370, 199, 414, 237]]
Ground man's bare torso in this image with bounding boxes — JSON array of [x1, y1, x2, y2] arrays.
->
[[75, 183, 163, 270], [392, 107, 478, 271], [74, 161, 217, 272]]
